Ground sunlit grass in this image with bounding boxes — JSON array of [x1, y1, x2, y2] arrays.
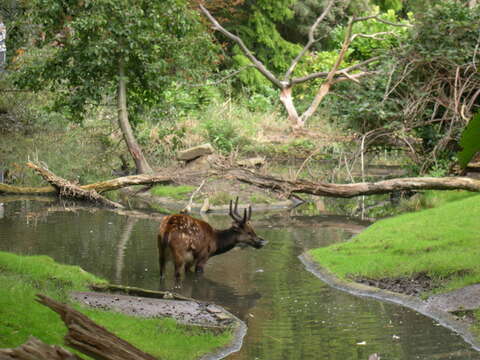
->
[[0, 251, 232, 359], [150, 185, 195, 200], [310, 193, 480, 294]]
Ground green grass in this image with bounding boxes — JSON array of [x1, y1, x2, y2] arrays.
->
[[310, 193, 480, 294], [0, 251, 232, 359], [150, 185, 195, 200]]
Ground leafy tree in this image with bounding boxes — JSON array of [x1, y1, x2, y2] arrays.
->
[[13, 0, 218, 174]]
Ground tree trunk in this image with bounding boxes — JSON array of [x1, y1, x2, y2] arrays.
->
[[26, 162, 124, 208], [279, 87, 303, 128], [230, 169, 480, 198], [0, 337, 83, 360], [117, 60, 153, 175], [36, 294, 158, 360]]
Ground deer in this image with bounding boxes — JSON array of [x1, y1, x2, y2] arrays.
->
[[158, 197, 266, 282]]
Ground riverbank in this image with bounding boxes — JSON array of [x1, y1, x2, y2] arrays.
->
[[307, 191, 480, 342], [0, 251, 234, 359]]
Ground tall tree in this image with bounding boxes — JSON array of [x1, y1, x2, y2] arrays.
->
[[200, 2, 409, 128], [13, 0, 217, 174]]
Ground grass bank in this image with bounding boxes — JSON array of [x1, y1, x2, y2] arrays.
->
[[309, 191, 480, 333], [0, 251, 232, 359], [310, 191, 480, 292]]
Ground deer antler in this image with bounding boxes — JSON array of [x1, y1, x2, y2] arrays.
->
[[229, 197, 243, 223]]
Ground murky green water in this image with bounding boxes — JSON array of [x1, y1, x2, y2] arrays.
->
[[1, 199, 479, 360]]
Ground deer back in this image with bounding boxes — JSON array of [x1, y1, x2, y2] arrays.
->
[[159, 214, 217, 254]]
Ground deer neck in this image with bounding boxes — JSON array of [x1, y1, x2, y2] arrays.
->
[[212, 228, 238, 256]]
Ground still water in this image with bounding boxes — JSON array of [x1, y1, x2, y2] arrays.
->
[[0, 199, 479, 360]]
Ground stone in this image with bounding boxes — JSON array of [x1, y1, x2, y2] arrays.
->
[[177, 143, 214, 161]]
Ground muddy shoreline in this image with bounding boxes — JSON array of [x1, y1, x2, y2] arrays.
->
[[299, 252, 480, 352]]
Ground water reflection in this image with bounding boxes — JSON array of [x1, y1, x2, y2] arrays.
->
[[0, 200, 479, 360]]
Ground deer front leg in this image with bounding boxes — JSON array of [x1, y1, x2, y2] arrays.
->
[[195, 255, 209, 273]]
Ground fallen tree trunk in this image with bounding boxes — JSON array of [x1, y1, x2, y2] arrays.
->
[[2, 164, 480, 203], [36, 294, 158, 360], [230, 169, 480, 198], [0, 170, 174, 195], [26, 162, 124, 209], [0, 337, 83, 360]]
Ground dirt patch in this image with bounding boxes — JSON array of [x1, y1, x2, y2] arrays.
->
[[353, 272, 437, 296], [71, 291, 237, 328]]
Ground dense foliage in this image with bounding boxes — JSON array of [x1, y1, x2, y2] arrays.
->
[[11, 0, 219, 123], [326, 0, 480, 172]]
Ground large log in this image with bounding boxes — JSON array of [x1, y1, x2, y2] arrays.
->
[[26, 163, 124, 209], [2, 164, 480, 201], [35, 294, 158, 360], [0, 337, 83, 360], [230, 169, 480, 198], [0, 171, 174, 195]]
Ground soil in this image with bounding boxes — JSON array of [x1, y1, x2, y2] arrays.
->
[[353, 272, 437, 296]]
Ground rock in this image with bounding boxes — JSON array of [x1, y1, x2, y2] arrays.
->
[[237, 157, 265, 168], [177, 143, 214, 161], [184, 154, 216, 171]]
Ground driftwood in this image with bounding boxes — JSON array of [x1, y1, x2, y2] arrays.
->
[[0, 337, 83, 360], [35, 294, 158, 360], [90, 283, 196, 302], [0, 170, 174, 196], [26, 163, 124, 209], [230, 169, 480, 198]]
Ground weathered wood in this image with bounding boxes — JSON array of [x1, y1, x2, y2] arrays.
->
[[90, 283, 196, 302], [177, 143, 214, 161], [0, 171, 174, 195], [26, 162, 124, 209], [230, 169, 480, 198], [36, 294, 158, 360], [0, 183, 54, 195], [0, 337, 83, 360]]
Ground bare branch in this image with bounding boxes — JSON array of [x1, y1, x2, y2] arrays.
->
[[291, 56, 380, 84], [351, 31, 395, 41], [352, 14, 412, 27], [199, 4, 284, 89], [284, 0, 336, 80]]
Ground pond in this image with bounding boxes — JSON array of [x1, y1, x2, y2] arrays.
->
[[1, 199, 479, 360]]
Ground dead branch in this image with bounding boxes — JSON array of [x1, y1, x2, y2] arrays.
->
[[26, 162, 124, 209], [198, 4, 283, 89], [0, 337, 83, 360], [230, 168, 480, 198], [284, 0, 336, 80], [35, 294, 158, 360], [199, 3, 396, 127], [0, 168, 175, 196]]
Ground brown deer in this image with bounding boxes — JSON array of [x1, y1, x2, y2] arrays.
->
[[158, 197, 266, 281]]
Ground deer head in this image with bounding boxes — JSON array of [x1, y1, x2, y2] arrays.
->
[[229, 197, 266, 249]]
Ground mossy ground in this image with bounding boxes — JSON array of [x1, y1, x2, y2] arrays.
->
[[0, 251, 232, 359], [310, 191, 480, 293]]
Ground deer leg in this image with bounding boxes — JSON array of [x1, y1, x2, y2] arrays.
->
[[158, 235, 167, 279], [195, 257, 208, 273]]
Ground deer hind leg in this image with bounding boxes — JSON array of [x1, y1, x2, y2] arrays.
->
[[158, 234, 168, 279]]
